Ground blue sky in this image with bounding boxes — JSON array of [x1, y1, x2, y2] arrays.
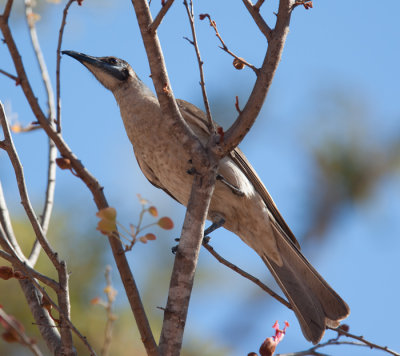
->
[[1, 0, 400, 355]]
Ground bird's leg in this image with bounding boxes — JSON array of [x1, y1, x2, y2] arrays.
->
[[216, 174, 245, 197], [204, 217, 225, 236], [171, 217, 225, 254], [203, 217, 225, 245]]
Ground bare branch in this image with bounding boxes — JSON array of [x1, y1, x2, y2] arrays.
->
[[201, 14, 259, 74], [242, 0, 272, 40], [30, 279, 97, 356], [254, 0, 266, 12], [0, 68, 19, 82], [0, 250, 60, 291], [0, 181, 26, 260], [202, 241, 292, 309], [100, 266, 117, 356], [148, 0, 175, 33], [159, 163, 218, 355], [24, 0, 57, 266], [0, 219, 62, 353], [56, 0, 75, 133], [0, 307, 44, 356], [327, 327, 400, 356], [0, 102, 59, 265], [0, 102, 76, 355], [1, 0, 13, 20], [216, 0, 295, 157], [183, 0, 215, 132], [0, 15, 157, 356], [278, 328, 400, 356]]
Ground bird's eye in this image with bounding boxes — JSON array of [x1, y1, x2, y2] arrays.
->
[[107, 57, 117, 65]]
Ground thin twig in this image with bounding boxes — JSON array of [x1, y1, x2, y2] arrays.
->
[[216, 0, 294, 157], [242, 0, 272, 41], [202, 242, 292, 309], [0, 250, 60, 291], [24, 0, 57, 266], [200, 13, 259, 74], [0, 102, 59, 265], [148, 0, 175, 33], [277, 329, 400, 356], [100, 266, 117, 356], [0, 102, 76, 355], [183, 0, 215, 132], [30, 279, 97, 356], [328, 327, 400, 356], [0, 181, 26, 260], [56, 0, 75, 133], [0, 68, 19, 82], [0, 307, 44, 356]]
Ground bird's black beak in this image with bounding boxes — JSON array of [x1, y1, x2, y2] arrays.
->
[[62, 50, 129, 81]]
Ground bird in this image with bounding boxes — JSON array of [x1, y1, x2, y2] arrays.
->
[[62, 50, 350, 344]]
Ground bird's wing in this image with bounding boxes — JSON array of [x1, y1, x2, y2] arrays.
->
[[229, 148, 300, 249], [177, 99, 300, 249], [135, 151, 181, 203]]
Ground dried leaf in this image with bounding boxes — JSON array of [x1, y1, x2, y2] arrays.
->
[[148, 206, 158, 217], [157, 217, 174, 230], [56, 157, 72, 170], [96, 207, 116, 221], [0, 266, 13, 280], [145, 233, 156, 241], [96, 219, 116, 235], [90, 297, 100, 305], [233, 57, 245, 70]]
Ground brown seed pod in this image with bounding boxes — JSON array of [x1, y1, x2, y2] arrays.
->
[[233, 58, 245, 70]]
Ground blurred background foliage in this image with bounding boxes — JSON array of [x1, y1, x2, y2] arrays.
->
[[1, 0, 400, 355]]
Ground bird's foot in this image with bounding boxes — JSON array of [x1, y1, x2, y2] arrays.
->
[[171, 218, 225, 253], [216, 174, 245, 196]]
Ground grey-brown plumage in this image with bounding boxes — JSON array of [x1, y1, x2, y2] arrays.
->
[[62, 50, 350, 344]]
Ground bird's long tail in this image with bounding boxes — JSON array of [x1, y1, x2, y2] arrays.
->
[[262, 222, 350, 344]]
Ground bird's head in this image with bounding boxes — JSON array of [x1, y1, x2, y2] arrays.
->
[[62, 50, 135, 92]]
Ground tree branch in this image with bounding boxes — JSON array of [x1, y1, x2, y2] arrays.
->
[[0, 307, 44, 356], [2, 0, 13, 20], [148, 0, 175, 33], [201, 14, 259, 74], [242, 0, 272, 40], [130, 1, 222, 354], [56, 0, 75, 133], [0, 101, 76, 356], [328, 327, 400, 356], [0, 10, 157, 356], [183, 0, 215, 132], [29, 278, 97, 356], [0, 68, 19, 82], [159, 161, 218, 355], [202, 242, 291, 309], [216, 0, 294, 157], [24, 0, 57, 266], [0, 181, 26, 260]]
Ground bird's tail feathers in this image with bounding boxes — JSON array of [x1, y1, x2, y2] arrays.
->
[[262, 223, 349, 344]]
